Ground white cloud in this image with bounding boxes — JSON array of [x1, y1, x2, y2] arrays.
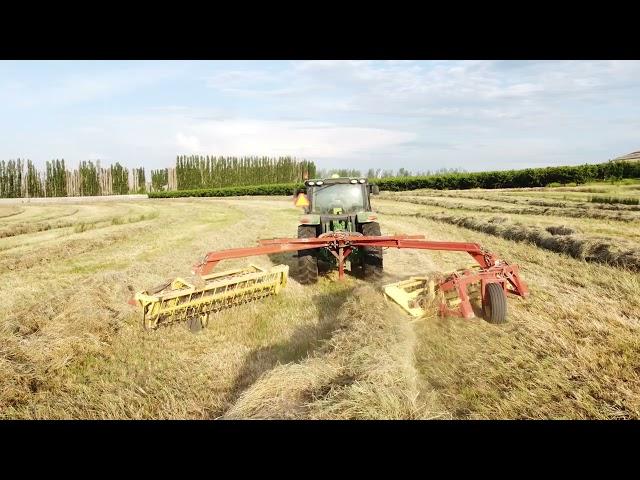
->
[[176, 132, 202, 152], [173, 118, 415, 159], [243, 60, 640, 123], [2, 60, 640, 173], [0, 61, 183, 109], [14, 111, 415, 171]]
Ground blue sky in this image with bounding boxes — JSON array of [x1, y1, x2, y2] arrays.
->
[[1, 60, 638, 172]]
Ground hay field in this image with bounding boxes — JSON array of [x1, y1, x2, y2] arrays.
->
[[2, 183, 640, 419]]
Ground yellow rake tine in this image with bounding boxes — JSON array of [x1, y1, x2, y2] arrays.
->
[[133, 265, 289, 330]]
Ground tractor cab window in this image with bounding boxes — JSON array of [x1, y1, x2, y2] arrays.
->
[[311, 184, 365, 214]]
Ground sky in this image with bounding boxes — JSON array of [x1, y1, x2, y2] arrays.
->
[[0, 60, 638, 173]]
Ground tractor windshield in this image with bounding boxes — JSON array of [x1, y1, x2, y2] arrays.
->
[[311, 184, 365, 214]]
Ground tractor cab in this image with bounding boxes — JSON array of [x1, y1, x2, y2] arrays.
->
[[295, 176, 383, 282], [296, 176, 380, 234]]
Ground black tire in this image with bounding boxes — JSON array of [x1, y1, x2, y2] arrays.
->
[[483, 283, 507, 324], [187, 315, 204, 333], [359, 222, 383, 280], [297, 225, 319, 284]]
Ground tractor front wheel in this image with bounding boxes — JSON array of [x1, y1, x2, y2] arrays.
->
[[359, 222, 383, 280], [297, 225, 319, 284], [483, 283, 507, 324]]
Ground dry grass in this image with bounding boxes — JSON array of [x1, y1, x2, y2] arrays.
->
[[386, 190, 640, 212], [382, 194, 640, 222], [0, 206, 24, 218], [3, 198, 442, 419], [226, 285, 446, 419], [377, 195, 640, 244], [546, 225, 576, 236], [3, 185, 640, 419], [378, 211, 640, 419], [376, 206, 640, 271], [0, 207, 80, 238]]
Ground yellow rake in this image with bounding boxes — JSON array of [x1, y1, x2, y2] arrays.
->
[[131, 264, 288, 331]]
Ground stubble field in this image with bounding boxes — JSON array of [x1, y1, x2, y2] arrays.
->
[[2, 182, 640, 419]]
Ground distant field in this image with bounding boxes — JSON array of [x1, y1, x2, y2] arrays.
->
[[2, 182, 640, 419], [0, 194, 148, 205]]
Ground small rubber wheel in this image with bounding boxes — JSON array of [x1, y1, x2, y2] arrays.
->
[[187, 316, 204, 333], [483, 283, 507, 324]]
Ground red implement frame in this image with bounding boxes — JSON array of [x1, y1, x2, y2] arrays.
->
[[436, 262, 528, 318], [191, 233, 529, 319]]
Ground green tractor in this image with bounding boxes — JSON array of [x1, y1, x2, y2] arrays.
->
[[295, 176, 382, 283]]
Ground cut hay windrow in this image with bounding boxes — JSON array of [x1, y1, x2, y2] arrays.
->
[[0, 220, 76, 238], [224, 285, 447, 420], [378, 210, 640, 271], [590, 195, 640, 206], [382, 195, 640, 222], [0, 207, 25, 219], [546, 225, 576, 236], [0, 210, 158, 239], [385, 190, 640, 212], [0, 224, 152, 271], [0, 206, 80, 225], [4, 195, 640, 419]]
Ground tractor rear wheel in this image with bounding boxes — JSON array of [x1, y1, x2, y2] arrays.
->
[[360, 222, 383, 280], [297, 225, 319, 284], [483, 283, 507, 324]]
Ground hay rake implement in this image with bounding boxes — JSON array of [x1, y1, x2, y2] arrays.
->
[[130, 264, 288, 331], [129, 232, 529, 330]]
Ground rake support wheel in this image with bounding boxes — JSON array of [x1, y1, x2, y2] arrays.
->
[[187, 315, 203, 333], [483, 282, 507, 324]]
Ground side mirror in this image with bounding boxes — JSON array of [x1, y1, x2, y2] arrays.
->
[[370, 185, 380, 195]]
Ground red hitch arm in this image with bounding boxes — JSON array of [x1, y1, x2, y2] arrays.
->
[[192, 242, 323, 276], [190, 233, 529, 322], [192, 234, 498, 277]]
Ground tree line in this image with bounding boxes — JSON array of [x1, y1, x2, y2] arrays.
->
[[3, 156, 637, 198], [150, 160, 640, 198], [0, 159, 147, 198], [172, 155, 316, 190], [372, 161, 640, 191], [151, 169, 169, 191], [316, 167, 467, 179], [0, 155, 316, 198]]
